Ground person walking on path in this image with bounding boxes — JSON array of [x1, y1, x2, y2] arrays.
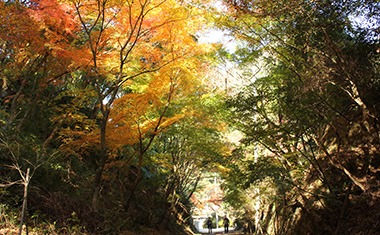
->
[[207, 217, 213, 234], [223, 216, 230, 233]]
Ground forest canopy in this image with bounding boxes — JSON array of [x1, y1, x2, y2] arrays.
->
[[1, 0, 379, 234]]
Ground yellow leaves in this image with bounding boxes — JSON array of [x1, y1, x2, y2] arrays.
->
[[59, 127, 100, 155], [56, 113, 100, 158], [71, 0, 209, 77], [107, 63, 193, 150], [107, 92, 160, 148], [112, 93, 161, 117], [217, 165, 231, 176]]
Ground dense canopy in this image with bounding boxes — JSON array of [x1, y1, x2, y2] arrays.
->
[[1, 0, 379, 234]]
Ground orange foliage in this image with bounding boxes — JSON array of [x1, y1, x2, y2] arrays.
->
[[0, 0, 88, 89], [28, 0, 77, 39], [13, 0, 213, 177], [27, 0, 90, 67]]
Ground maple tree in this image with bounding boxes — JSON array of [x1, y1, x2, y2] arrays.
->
[[1, 0, 230, 232], [42, 0, 214, 211], [1, 0, 221, 230]]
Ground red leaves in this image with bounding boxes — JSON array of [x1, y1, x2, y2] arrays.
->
[[28, 0, 77, 39]]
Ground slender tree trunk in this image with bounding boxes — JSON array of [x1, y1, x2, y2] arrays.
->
[[92, 160, 106, 212], [19, 168, 30, 235], [92, 117, 108, 212]]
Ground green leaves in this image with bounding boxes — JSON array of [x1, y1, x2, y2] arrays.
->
[[216, 0, 380, 233]]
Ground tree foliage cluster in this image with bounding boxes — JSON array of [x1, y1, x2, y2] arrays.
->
[[218, 0, 380, 234], [0, 0, 228, 234]]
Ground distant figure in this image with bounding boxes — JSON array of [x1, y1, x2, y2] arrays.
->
[[206, 217, 213, 234], [223, 216, 230, 233]]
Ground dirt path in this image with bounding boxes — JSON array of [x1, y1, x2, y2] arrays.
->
[[197, 227, 244, 234]]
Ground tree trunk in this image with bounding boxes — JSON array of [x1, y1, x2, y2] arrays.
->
[[19, 168, 30, 235], [91, 117, 108, 212]]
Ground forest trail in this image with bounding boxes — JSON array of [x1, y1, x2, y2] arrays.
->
[[199, 232, 244, 235], [213, 231, 243, 235], [197, 227, 244, 234]]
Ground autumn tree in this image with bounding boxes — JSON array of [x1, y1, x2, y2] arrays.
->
[[1, 0, 219, 232], [41, 0, 213, 213]]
